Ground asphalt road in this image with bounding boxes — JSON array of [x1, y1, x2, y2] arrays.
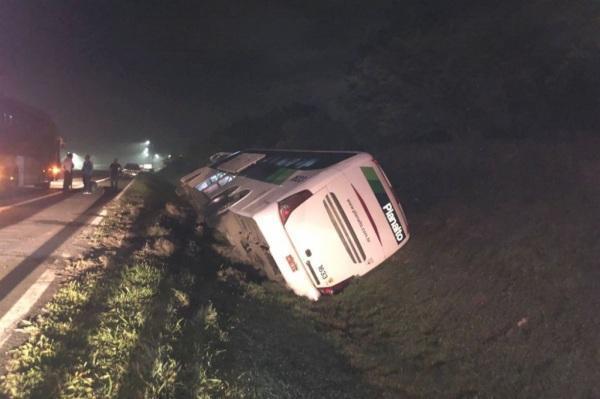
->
[[0, 171, 109, 207], [0, 176, 130, 352]]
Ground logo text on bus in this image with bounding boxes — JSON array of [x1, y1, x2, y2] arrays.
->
[[383, 202, 405, 243]]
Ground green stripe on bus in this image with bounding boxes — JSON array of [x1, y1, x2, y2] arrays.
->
[[360, 167, 385, 193], [267, 168, 295, 184]]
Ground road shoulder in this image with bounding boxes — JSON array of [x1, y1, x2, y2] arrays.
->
[[0, 181, 134, 362]]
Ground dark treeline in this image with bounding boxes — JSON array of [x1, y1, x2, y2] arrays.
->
[[195, 0, 600, 156]]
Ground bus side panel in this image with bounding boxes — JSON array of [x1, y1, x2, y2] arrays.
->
[[21, 156, 51, 187], [0, 155, 18, 190]]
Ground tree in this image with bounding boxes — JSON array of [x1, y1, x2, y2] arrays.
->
[[342, 0, 600, 145]]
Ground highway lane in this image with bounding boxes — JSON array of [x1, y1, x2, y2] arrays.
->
[[0, 187, 55, 209], [0, 177, 131, 351], [0, 171, 110, 207]]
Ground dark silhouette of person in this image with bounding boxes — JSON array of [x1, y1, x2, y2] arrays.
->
[[62, 152, 74, 192], [109, 158, 122, 190], [82, 154, 94, 194]]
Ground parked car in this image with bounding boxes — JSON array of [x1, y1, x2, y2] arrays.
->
[[180, 149, 410, 300], [122, 163, 141, 177], [140, 163, 154, 173]]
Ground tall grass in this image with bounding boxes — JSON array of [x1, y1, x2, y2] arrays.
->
[[1, 174, 375, 398]]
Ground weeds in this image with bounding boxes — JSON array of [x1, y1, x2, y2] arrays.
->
[[1, 174, 372, 398], [1, 271, 103, 398]]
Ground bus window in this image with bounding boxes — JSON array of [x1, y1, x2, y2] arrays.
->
[[195, 171, 235, 192], [237, 151, 355, 183]]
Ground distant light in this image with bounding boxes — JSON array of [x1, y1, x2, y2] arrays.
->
[[70, 152, 84, 169], [154, 153, 160, 159], [168, 154, 172, 159], [145, 140, 150, 146], [143, 148, 149, 157]]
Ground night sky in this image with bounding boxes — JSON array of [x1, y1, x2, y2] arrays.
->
[[0, 1, 390, 162]]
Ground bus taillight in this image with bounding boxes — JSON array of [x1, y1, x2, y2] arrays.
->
[[48, 165, 60, 177], [278, 190, 312, 225], [317, 277, 353, 295]]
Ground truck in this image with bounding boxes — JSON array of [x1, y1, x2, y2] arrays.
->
[[0, 97, 61, 192]]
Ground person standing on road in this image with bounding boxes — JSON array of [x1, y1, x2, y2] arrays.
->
[[82, 154, 94, 194], [109, 158, 121, 191], [62, 153, 74, 192]]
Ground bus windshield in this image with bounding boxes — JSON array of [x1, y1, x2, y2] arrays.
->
[[233, 151, 355, 184]]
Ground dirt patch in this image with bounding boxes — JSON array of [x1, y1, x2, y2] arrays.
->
[[152, 237, 176, 257], [164, 202, 186, 220]]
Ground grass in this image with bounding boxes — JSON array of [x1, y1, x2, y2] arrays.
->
[[256, 140, 600, 398], [3, 140, 599, 398], [1, 174, 376, 398]]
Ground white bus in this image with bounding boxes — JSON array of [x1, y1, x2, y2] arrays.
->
[[180, 149, 410, 300]]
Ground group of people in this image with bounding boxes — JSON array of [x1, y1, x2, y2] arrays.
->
[[61, 153, 122, 193]]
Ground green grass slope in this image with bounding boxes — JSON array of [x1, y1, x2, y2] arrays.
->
[[3, 139, 599, 398], [285, 139, 600, 397], [1, 175, 378, 399]]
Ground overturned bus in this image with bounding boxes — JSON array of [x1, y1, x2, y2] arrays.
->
[[180, 149, 410, 300]]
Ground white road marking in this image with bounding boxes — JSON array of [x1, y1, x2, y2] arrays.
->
[[91, 209, 108, 226], [0, 191, 63, 213], [50, 179, 83, 190], [114, 179, 134, 202], [0, 268, 55, 348], [0, 177, 136, 349], [89, 180, 134, 227]]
